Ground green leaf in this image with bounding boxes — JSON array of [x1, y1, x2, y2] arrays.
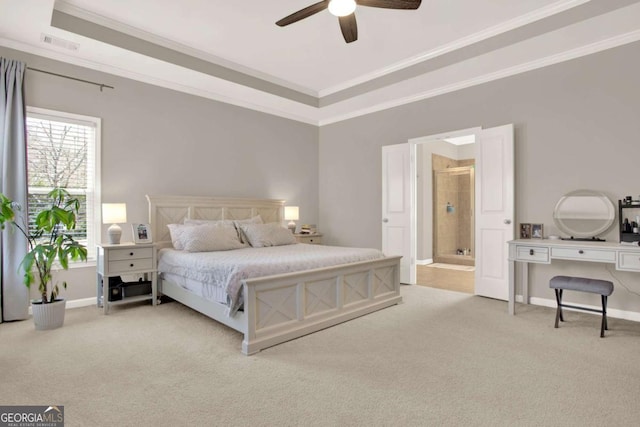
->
[[0, 194, 16, 224], [2, 188, 87, 300]]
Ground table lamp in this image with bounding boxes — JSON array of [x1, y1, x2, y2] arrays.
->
[[284, 206, 299, 233], [102, 203, 127, 244]]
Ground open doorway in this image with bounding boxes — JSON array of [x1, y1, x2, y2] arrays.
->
[[412, 129, 478, 294], [384, 124, 513, 298]]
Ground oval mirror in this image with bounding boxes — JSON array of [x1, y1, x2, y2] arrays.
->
[[553, 190, 615, 238]]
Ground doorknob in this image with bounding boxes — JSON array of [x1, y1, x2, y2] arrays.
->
[[504, 219, 512, 224], [382, 218, 389, 223]]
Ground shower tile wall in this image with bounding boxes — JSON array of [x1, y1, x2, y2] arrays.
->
[[433, 154, 475, 265]]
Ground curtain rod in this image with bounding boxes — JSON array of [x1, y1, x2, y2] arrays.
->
[[26, 67, 114, 91]]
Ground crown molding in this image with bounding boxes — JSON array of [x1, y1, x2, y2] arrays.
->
[[53, 0, 318, 98], [0, 36, 321, 125], [3, 1, 640, 128], [318, 0, 592, 97], [318, 28, 640, 126]]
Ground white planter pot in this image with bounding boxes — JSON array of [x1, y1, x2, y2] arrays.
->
[[31, 299, 66, 330]]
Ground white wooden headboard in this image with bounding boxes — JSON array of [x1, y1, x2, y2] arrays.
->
[[146, 195, 285, 249]]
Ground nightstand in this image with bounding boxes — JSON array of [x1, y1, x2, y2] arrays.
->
[[294, 233, 323, 245], [96, 242, 157, 314]]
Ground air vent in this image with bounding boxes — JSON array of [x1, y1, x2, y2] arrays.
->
[[40, 33, 79, 51]]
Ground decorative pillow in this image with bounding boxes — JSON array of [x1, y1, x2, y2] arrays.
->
[[167, 223, 193, 250], [185, 222, 246, 252], [234, 215, 263, 225], [239, 222, 297, 248], [233, 215, 263, 244], [167, 222, 245, 252]]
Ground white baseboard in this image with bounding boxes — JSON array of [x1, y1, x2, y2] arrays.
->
[[66, 297, 96, 309], [516, 295, 640, 323], [416, 259, 433, 265]]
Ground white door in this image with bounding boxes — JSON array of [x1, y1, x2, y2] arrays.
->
[[382, 144, 411, 284], [474, 124, 514, 300]]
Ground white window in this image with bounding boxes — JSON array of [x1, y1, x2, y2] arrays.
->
[[26, 107, 101, 262]]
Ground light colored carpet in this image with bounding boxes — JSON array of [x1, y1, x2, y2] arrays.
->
[[2, 285, 640, 426]]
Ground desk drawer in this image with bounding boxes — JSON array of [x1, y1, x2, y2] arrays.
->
[[551, 247, 615, 263], [516, 246, 549, 263], [618, 251, 640, 272], [109, 247, 153, 261], [109, 258, 153, 273]]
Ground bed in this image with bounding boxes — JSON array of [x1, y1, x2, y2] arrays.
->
[[147, 195, 402, 355]]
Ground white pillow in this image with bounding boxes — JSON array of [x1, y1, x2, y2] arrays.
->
[[184, 216, 262, 246], [240, 223, 297, 248], [233, 215, 263, 244], [168, 223, 245, 252], [167, 223, 193, 250]]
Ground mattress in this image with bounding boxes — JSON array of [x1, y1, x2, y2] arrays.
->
[[158, 243, 385, 315]]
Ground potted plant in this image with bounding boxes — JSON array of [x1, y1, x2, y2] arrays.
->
[[0, 188, 87, 329]]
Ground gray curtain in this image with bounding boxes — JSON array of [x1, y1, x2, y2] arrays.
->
[[0, 57, 29, 321]]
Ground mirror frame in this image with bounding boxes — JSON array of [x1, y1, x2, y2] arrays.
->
[[552, 189, 615, 238]]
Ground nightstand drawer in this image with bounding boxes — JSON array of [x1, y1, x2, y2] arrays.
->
[[618, 251, 640, 271], [109, 247, 153, 261], [295, 234, 323, 244], [109, 258, 153, 273], [515, 246, 549, 263], [551, 247, 615, 263]]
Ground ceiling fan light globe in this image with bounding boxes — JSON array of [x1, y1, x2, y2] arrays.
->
[[328, 0, 356, 17]]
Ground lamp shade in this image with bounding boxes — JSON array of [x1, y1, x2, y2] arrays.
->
[[102, 203, 127, 244], [284, 206, 299, 221], [102, 203, 127, 224]]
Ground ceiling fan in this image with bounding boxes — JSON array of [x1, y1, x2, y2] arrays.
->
[[276, 0, 422, 44]]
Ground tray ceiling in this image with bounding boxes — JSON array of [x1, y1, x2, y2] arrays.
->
[[2, 0, 640, 125]]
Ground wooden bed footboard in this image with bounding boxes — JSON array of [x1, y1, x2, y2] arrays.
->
[[159, 255, 402, 355], [242, 255, 402, 355]]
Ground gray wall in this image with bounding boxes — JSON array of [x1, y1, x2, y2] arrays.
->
[[319, 41, 640, 313], [1, 46, 319, 302], [5, 39, 640, 315]]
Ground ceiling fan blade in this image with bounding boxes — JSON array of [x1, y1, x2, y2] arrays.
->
[[338, 14, 358, 43], [276, 1, 328, 27], [356, 0, 421, 9]]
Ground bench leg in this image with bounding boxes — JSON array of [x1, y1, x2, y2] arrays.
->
[[601, 295, 608, 338], [554, 289, 564, 328]]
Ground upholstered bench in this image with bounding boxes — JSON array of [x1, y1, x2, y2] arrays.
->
[[549, 275, 614, 337]]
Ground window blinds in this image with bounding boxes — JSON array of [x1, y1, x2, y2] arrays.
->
[[26, 111, 99, 260]]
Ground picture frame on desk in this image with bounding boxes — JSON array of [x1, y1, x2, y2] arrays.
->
[[531, 224, 544, 239], [520, 223, 532, 239], [132, 223, 152, 244]]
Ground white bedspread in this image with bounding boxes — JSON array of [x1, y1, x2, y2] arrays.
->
[[158, 243, 385, 315]]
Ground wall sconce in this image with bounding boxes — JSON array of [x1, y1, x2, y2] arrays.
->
[[284, 206, 299, 233], [102, 203, 127, 244]]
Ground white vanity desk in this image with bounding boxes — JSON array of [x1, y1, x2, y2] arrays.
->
[[507, 239, 640, 315]]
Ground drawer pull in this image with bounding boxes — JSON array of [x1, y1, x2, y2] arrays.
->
[[130, 252, 134, 256], [130, 263, 134, 267], [578, 250, 584, 254], [529, 249, 534, 256]]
